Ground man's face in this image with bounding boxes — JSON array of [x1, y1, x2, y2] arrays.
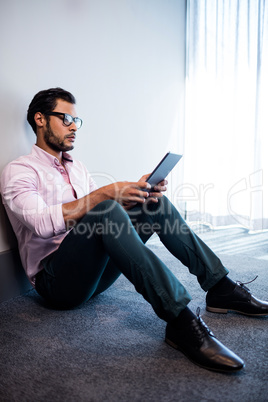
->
[[44, 99, 78, 153]]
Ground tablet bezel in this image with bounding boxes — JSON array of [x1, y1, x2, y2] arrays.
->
[[146, 152, 182, 187]]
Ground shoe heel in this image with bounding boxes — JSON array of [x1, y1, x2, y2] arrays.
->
[[206, 306, 228, 314]]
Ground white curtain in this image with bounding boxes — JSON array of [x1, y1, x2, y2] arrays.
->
[[181, 0, 268, 231]]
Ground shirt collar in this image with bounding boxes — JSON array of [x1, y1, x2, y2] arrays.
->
[[31, 145, 73, 167]]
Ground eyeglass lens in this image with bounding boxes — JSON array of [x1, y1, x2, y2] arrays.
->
[[64, 114, 82, 129]]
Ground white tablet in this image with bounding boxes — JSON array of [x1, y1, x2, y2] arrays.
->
[[146, 152, 182, 187]]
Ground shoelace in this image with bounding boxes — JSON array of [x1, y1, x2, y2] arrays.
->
[[194, 307, 215, 342], [237, 275, 258, 292]]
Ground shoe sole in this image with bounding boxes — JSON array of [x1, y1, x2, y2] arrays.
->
[[165, 337, 244, 373], [206, 305, 268, 316]]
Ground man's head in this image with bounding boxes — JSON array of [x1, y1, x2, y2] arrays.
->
[[27, 88, 83, 156], [27, 87, 76, 134]]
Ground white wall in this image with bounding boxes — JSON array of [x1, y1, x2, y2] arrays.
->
[[0, 0, 186, 252]]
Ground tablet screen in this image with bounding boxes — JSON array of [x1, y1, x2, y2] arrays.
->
[[146, 152, 182, 187]]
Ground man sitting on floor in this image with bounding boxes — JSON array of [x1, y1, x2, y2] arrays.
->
[[1, 87, 267, 373]]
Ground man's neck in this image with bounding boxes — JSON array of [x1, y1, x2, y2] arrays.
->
[[35, 140, 63, 164]]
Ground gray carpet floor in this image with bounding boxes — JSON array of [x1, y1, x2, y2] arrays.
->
[[0, 227, 268, 402]]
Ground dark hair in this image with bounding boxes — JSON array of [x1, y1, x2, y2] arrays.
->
[[27, 87, 76, 134]]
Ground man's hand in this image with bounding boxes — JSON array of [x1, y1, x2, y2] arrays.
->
[[139, 174, 168, 199], [105, 181, 151, 207], [123, 175, 168, 210]]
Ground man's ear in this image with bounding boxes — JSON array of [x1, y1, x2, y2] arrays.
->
[[34, 112, 45, 129]]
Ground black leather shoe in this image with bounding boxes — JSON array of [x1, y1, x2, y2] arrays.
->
[[165, 310, 244, 372], [206, 278, 268, 316]]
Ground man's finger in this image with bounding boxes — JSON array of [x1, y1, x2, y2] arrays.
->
[[153, 184, 167, 192], [149, 191, 163, 198], [134, 181, 151, 190]]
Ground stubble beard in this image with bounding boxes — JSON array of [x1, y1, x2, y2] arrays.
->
[[44, 121, 74, 153]]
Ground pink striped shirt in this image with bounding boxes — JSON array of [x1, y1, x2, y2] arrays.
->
[[0, 145, 98, 286]]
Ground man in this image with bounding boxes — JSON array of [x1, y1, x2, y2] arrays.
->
[[1, 88, 267, 373]]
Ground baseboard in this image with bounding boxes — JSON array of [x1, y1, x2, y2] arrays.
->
[[0, 248, 32, 303]]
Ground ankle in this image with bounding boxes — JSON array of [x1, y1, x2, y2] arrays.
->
[[209, 275, 236, 295], [169, 307, 196, 330]]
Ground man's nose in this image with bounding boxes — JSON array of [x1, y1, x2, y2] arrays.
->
[[69, 122, 77, 131]]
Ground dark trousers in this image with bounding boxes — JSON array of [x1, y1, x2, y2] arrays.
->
[[35, 196, 228, 322]]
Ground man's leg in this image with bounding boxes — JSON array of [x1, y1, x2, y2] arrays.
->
[[35, 199, 244, 372], [36, 199, 191, 320], [127, 195, 228, 291], [93, 195, 227, 297], [128, 195, 268, 317]]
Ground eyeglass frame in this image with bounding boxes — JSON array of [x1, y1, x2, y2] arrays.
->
[[45, 112, 83, 129]]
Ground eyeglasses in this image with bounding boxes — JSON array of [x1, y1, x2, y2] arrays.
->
[[46, 112, 83, 129]]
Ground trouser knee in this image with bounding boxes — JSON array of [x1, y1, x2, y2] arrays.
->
[[137, 195, 179, 221], [87, 199, 122, 216], [80, 200, 132, 237]]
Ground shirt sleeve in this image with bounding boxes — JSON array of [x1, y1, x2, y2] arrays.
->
[[88, 172, 98, 193], [74, 159, 98, 195], [1, 163, 66, 239]]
